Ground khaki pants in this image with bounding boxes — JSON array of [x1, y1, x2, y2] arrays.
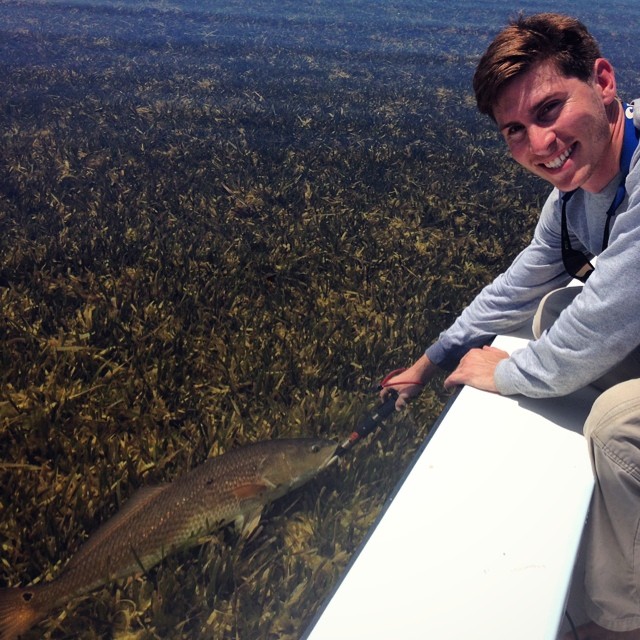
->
[[534, 287, 640, 631]]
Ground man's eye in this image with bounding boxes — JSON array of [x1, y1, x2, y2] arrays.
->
[[539, 101, 562, 121], [505, 124, 525, 140]]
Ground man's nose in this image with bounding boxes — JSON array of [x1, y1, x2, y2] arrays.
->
[[528, 125, 556, 154]]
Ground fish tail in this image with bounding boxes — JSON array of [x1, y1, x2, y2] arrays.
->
[[0, 585, 49, 640]]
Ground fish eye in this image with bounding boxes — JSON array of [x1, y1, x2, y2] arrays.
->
[[311, 444, 320, 453]]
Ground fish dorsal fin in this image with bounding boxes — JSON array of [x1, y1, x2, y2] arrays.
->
[[66, 485, 169, 565]]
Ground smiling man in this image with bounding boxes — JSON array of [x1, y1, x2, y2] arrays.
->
[[494, 58, 621, 195], [382, 13, 640, 639]]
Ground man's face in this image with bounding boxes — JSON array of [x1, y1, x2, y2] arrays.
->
[[493, 59, 618, 193]]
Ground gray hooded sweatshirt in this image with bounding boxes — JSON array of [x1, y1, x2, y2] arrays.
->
[[425, 100, 640, 398]]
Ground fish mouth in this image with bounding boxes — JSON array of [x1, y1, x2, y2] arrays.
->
[[320, 442, 342, 469], [541, 143, 575, 170], [322, 442, 342, 468]]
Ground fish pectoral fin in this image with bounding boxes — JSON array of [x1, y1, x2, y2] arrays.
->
[[231, 482, 270, 500], [234, 506, 264, 538]]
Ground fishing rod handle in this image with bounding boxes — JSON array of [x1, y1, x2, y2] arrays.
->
[[355, 390, 398, 438]]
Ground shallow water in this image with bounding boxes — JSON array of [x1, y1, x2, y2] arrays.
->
[[1, 1, 639, 638]]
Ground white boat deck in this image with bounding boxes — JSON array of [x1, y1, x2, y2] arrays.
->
[[304, 334, 599, 640]]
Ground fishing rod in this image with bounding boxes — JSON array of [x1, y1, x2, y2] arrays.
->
[[330, 388, 399, 462], [329, 365, 426, 463]]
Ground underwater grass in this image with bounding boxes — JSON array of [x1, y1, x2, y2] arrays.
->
[[0, 3, 553, 638]]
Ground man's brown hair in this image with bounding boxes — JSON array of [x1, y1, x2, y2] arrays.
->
[[473, 13, 602, 120]]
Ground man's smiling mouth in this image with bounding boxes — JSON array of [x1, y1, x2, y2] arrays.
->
[[543, 143, 575, 169]]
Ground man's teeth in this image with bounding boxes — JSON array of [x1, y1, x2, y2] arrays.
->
[[544, 145, 574, 169]]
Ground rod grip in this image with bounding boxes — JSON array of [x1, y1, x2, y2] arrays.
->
[[354, 390, 398, 439]]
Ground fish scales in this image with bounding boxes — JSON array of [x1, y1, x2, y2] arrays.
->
[[0, 437, 337, 640]]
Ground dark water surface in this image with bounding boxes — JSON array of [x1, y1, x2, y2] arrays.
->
[[1, 1, 639, 638]]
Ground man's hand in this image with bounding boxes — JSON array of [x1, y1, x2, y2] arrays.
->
[[380, 354, 440, 410], [444, 345, 509, 393]]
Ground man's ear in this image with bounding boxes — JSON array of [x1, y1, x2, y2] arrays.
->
[[593, 57, 617, 105]]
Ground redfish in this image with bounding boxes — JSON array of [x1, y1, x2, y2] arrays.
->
[[0, 438, 337, 639]]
